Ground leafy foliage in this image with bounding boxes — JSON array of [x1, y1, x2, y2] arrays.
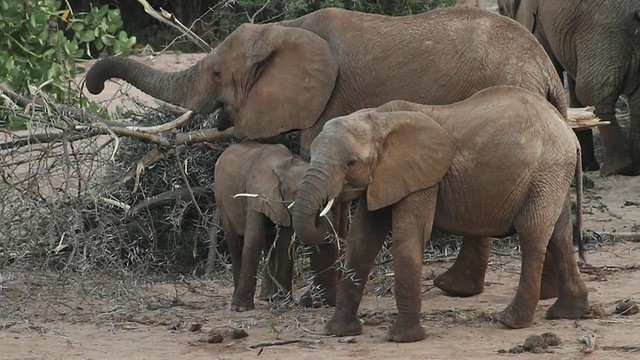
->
[[0, 0, 136, 129]]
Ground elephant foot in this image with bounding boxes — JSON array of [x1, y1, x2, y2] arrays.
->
[[299, 290, 336, 308], [545, 296, 589, 320], [539, 281, 559, 300], [496, 305, 534, 329], [433, 269, 485, 297], [230, 300, 255, 312], [600, 155, 633, 176], [385, 318, 426, 343], [582, 159, 600, 172], [325, 314, 363, 337]]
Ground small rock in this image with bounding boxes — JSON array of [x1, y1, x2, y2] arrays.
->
[[231, 329, 248, 339], [531, 346, 546, 354], [614, 299, 639, 316], [188, 323, 202, 332], [508, 345, 524, 354], [362, 317, 384, 326], [578, 334, 596, 354], [207, 333, 224, 343], [497, 349, 507, 354], [167, 320, 181, 331], [338, 336, 357, 343], [147, 303, 162, 310]]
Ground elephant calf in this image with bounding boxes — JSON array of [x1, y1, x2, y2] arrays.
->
[[292, 85, 590, 342], [214, 141, 313, 311]]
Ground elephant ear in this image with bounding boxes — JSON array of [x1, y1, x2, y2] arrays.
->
[[514, 0, 538, 32], [367, 111, 456, 211], [235, 25, 339, 139], [247, 169, 292, 227]]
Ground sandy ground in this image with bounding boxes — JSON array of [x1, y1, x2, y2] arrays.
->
[[3, 2, 640, 358]]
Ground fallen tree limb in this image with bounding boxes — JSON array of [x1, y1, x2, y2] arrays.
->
[[247, 339, 303, 349], [592, 232, 640, 243], [127, 185, 212, 216]]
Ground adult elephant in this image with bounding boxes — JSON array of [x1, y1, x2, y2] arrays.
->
[[290, 86, 589, 342], [497, 0, 640, 176], [85, 6, 567, 305]]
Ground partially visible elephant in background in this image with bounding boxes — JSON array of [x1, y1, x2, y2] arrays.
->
[[85, 6, 568, 306], [214, 141, 329, 311], [292, 86, 589, 342], [497, 0, 640, 175]]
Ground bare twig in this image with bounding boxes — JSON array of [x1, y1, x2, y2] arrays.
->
[[135, 0, 212, 52]]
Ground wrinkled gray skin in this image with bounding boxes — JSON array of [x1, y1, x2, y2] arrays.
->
[[292, 86, 589, 343], [85, 6, 567, 306], [498, 0, 640, 176], [214, 141, 328, 311]]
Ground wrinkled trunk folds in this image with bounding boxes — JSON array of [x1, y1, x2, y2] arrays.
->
[[292, 171, 331, 246]]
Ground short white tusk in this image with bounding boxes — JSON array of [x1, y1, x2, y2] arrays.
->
[[287, 201, 295, 209], [233, 193, 259, 199], [319, 198, 335, 218]]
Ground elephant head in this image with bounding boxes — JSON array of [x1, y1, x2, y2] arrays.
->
[[497, 0, 538, 31], [85, 24, 339, 139], [292, 103, 456, 245]]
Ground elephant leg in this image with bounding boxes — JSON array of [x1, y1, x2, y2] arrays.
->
[[299, 204, 347, 308], [628, 90, 640, 175], [496, 211, 554, 328], [231, 212, 268, 312], [433, 236, 490, 297], [385, 189, 437, 343], [325, 197, 391, 337], [257, 232, 279, 300], [568, 76, 600, 171], [220, 212, 242, 290], [539, 250, 560, 300], [300, 242, 339, 308], [259, 227, 294, 301], [546, 197, 590, 319], [594, 103, 633, 176]]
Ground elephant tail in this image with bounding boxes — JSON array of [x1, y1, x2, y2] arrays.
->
[[573, 144, 586, 263], [546, 80, 568, 120]]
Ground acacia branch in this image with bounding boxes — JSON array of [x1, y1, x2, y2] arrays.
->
[[127, 186, 212, 216]]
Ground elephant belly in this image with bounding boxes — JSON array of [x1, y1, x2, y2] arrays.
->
[[433, 190, 522, 238]]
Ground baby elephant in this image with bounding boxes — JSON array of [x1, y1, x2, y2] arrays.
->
[[214, 141, 309, 311], [291, 85, 589, 342]]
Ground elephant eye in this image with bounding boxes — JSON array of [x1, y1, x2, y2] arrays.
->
[[212, 70, 221, 78], [346, 159, 357, 167]]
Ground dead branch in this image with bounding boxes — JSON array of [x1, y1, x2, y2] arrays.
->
[[128, 186, 212, 216], [595, 232, 640, 242], [173, 128, 235, 146], [247, 339, 304, 349], [0, 84, 130, 128], [126, 111, 195, 133], [136, 0, 212, 52]]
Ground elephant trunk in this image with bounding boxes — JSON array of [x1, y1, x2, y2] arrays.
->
[[85, 57, 205, 111], [292, 167, 337, 246]]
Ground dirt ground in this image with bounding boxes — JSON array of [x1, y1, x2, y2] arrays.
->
[[3, 3, 640, 358]]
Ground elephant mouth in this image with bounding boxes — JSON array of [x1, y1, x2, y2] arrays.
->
[[215, 107, 234, 131]]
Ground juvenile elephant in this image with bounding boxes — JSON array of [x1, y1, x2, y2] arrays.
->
[[291, 86, 590, 342], [85, 6, 568, 305], [214, 141, 323, 311], [497, 0, 640, 175]]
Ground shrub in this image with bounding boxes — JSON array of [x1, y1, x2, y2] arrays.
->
[[0, 0, 136, 129]]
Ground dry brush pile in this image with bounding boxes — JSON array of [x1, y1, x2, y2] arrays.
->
[[0, 84, 238, 279]]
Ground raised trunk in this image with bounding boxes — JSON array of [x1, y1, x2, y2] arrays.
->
[[85, 57, 202, 110], [292, 170, 332, 246]]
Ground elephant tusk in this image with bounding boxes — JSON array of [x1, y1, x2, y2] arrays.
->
[[233, 193, 259, 199], [287, 201, 295, 209], [319, 198, 335, 218]]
